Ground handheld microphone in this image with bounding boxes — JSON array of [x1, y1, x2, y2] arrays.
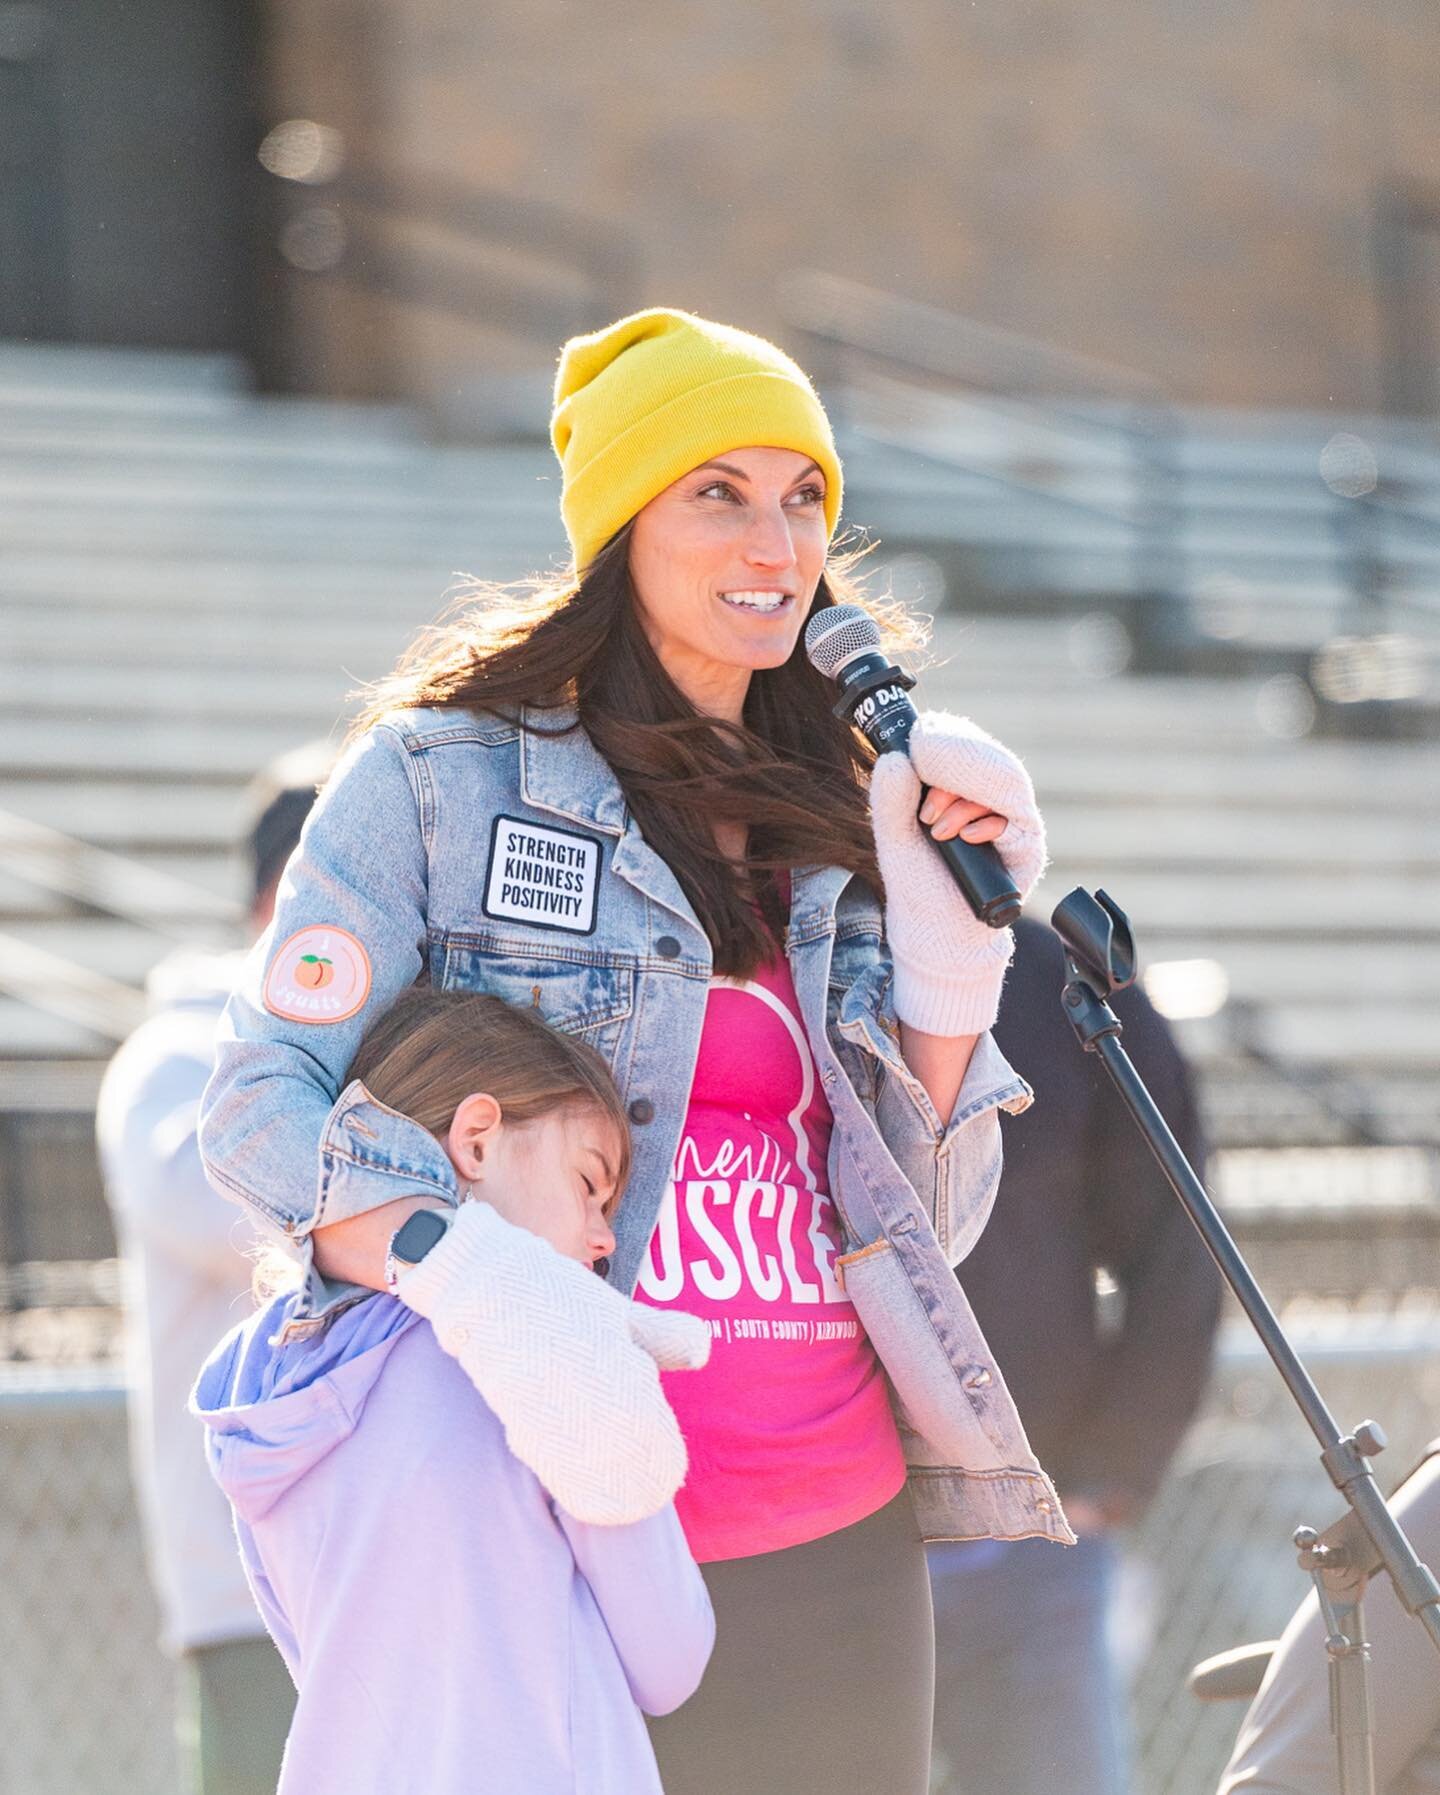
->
[[804, 605, 1022, 929]]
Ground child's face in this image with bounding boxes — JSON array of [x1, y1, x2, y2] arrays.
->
[[450, 1100, 620, 1269]]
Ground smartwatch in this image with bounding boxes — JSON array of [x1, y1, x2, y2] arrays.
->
[[384, 1208, 453, 1293]]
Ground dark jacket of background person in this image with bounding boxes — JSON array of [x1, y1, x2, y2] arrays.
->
[[972, 917, 1223, 1522]]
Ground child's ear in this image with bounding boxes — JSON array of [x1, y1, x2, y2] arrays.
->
[[447, 1092, 503, 1182]]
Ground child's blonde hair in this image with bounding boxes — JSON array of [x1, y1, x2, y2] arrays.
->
[[254, 989, 631, 1299]]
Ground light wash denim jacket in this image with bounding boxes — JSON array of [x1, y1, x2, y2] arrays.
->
[[199, 705, 1073, 1546]]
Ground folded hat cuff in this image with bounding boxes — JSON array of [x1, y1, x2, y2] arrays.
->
[[562, 369, 842, 571]]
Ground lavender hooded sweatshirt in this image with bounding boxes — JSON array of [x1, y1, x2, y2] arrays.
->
[[192, 1290, 714, 1794]]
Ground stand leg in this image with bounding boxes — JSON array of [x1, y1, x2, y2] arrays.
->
[[1319, 1591, 1374, 1795]]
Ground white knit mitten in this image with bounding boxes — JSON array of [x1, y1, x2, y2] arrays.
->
[[869, 711, 1047, 1036], [397, 1202, 709, 1524]]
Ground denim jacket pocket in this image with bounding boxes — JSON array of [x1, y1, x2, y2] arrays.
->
[[434, 928, 635, 1057], [836, 1237, 1016, 1473]]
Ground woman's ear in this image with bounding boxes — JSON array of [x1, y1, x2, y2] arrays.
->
[[447, 1092, 503, 1183]]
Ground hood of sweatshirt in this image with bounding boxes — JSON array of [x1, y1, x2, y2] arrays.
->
[[191, 1291, 422, 1525]]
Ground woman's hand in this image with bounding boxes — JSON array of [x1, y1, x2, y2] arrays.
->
[[869, 711, 1047, 1040], [915, 790, 1006, 847]]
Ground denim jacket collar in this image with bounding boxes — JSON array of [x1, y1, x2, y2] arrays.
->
[[520, 704, 706, 939], [518, 704, 628, 836]]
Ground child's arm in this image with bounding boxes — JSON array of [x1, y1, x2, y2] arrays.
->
[[557, 1503, 715, 1716], [397, 1202, 694, 1525]]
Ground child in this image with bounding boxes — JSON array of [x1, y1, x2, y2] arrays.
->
[[192, 989, 715, 1795]]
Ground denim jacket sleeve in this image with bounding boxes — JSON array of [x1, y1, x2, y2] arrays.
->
[[198, 723, 459, 1318], [834, 957, 1033, 1267]]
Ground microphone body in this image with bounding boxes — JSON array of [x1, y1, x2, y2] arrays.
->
[[808, 620, 1023, 930]]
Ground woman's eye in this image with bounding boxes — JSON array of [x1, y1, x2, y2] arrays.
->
[[697, 481, 737, 502], [787, 484, 826, 507]]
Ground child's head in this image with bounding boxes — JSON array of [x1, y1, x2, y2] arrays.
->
[[348, 989, 631, 1268]]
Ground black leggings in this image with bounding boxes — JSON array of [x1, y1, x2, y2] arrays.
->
[[647, 1489, 935, 1795]]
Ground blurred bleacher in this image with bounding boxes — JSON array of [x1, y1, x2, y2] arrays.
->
[[1, 317, 1438, 1795], [2, 330, 1438, 1317]]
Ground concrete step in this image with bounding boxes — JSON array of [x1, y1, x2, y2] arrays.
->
[[1198, 1064, 1440, 1147], [1, 921, 242, 986], [0, 667, 366, 725], [0, 610, 426, 671], [13, 771, 1431, 877], [6, 713, 1430, 803], [0, 610, 1083, 682], [1173, 1005, 1440, 1069], [0, 852, 241, 919], [10, 914, 1440, 1020], [1, 767, 1436, 920], [0, 999, 119, 1056], [0, 509, 557, 563], [0, 665, 1298, 745], [1043, 802, 1440, 867], [1021, 741, 1439, 810], [0, 555, 529, 615], [0, 404, 430, 460], [0, 719, 345, 782], [0, 455, 559, 515], [1028, 870, 1440, 937], [5, 911, 1429, 1012], [0, 343, 242, 405], [1153, 937, 1440, 1004], [1, 977, 1430, 1068]]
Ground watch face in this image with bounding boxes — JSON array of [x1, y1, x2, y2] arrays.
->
[[393, 1208, 450, 1265]]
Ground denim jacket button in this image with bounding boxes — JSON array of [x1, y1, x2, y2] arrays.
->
[[1036, 1498, 1053, 1514], [655, 936, 681, 959], [964, 1367, 993, 1390], [628, 1098, 655, 1125]]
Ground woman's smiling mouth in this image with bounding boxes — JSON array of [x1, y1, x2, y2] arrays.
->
[[719, 589, 792, 614]]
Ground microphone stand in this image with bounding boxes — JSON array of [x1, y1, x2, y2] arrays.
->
[[1051, 888, 1440, 1795]]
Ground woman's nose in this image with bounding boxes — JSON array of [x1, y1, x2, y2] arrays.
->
[[743, 504, 798, 570]]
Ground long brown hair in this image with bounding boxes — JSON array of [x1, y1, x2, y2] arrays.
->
[[349, 987, 633, 1203], [357, 528, 925, 976]]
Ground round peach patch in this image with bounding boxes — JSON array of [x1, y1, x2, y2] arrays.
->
[[263, 925, 372, 1024]]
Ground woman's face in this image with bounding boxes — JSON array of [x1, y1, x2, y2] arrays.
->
[[626, 445, 830, 720]]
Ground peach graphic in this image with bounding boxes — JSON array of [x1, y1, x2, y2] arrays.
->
[[263, 926, 371, 1024]]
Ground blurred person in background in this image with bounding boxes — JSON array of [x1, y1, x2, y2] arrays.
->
[[929, 916, 1222, 1795], [198, 309, 1072, 1795], [1217, 1444, 1440, 1794], [97, 742, 331, 1795]]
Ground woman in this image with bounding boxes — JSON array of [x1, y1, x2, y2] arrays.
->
[[199, 308, 1071, 1794]]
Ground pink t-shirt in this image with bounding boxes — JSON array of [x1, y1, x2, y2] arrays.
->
[[633, 952, 907, 1562]]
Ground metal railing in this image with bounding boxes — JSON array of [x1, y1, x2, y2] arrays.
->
[[779, 269, 1189, 656], [264, 157, 642, 370], [6, 1319, 1437, 1795], [779, 271, 1440, 705], [0, 807, 238, 1043]]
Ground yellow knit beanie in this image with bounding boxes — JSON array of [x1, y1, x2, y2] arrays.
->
[[551, 308, 843, 572]]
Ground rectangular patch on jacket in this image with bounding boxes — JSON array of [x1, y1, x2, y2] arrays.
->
[[482, 815, 602, 936]]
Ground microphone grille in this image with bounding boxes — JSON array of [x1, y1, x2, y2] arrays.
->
[[804, 605, 883, 681]]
